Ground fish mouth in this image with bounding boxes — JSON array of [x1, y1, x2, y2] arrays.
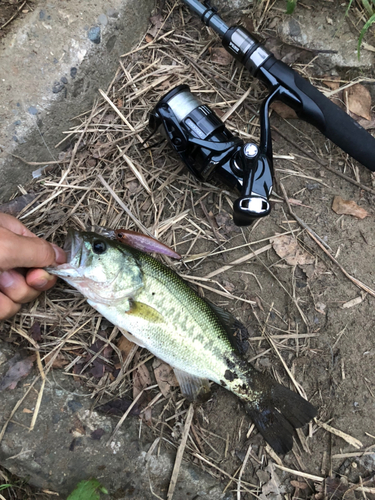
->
[[45, 229, 84, 278], [63, 228, 82, 264]]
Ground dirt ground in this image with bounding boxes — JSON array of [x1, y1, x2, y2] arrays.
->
[[0, 0, 38, 39], [1, 0, 375, 498]]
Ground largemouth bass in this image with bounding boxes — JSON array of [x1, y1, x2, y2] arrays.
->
[[48, 230, 316, 454]]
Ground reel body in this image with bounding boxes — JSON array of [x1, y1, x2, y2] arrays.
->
[[149, 85, 273, 226]]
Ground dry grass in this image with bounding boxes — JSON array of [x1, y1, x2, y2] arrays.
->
[[1, 1, 375, 498]]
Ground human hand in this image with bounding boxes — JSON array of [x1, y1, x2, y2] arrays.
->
[[0, 213, 66, 320]]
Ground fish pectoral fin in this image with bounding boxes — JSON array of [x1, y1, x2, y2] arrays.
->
[[173, 368, 211, 403], [126, 300, 165, 324], [118, 327, 146, 349], [205, 299, 249, 356]]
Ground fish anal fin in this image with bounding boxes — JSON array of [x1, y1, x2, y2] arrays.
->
[[127, 300, 165, 324], [118, 327, 146, 349], [173, 368, 211, 403]]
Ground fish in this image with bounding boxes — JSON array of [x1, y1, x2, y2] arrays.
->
[[47, 229, 317, 454]]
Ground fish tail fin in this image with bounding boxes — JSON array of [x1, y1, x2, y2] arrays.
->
[[244, 384, 317, 455]]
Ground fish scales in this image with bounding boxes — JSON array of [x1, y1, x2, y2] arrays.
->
[[96, 249, 245, 389], [47, 230, 317, 455]]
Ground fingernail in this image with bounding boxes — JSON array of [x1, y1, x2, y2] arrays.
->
[[52, 244, 66, 264], [0, 271, 16, 288], [33, 278, 49, 289], [33, 272, 55, 289]]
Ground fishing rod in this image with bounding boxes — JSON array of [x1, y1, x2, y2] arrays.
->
[[149, 0, 375, 226]]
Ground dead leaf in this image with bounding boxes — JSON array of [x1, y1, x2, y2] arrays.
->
[[223, 280, 235, 293], [98, 397, 140, 417], [117, 335, 135, 362], [357, 117, 375, 129], [29, 321, 42, 342], [332, 196, 369, 219], [315, 302, 327, 315], [325, 477, 352, 500], [44, 352, 69, 369], [323, 77, 340, 90], [215, 211, 241, 236], [133, 356, 152, 398], [291, 480, 308, 490], [88, 337, 113, 379], [153, 358, 178, 398], [210, 47, 233, 66], [0, 355, 36, 391], [0, 193, 37, 217], [133, 352, 153, 425], [281, 47, 308, 65], [342, 296, 364, 309], [147, 13, 163, 38], [145, 34, 154, 43], [345, 83, 372, 121], [270, 101, 298, 119], [259, 463, 284, 500], [149, 13, 163, 28], [271, 234, 315, 266], [22, 408, 33, 414], [91, 428, 105, 440]]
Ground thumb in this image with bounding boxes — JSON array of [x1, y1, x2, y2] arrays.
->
[[0, 228, 65, 272]]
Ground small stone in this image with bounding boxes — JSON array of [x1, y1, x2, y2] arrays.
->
[[60, 76, 68, 84], [39, 10, 45, 20], [88, 26, 101, 44], [98, 14, 108, 26], [288, 19, 301, 37], [52, 81, 65, 93], [106, 8, 119, 18], [70, 67, 77, 78], [27, 106, 38, 115], [67, 400, 83, 413]]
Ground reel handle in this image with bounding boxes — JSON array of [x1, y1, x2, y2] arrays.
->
[[233, 144, 273, 226]]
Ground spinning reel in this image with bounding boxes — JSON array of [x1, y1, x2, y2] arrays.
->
[[148, 0, 375, 227], [149, 84, 273, 226]]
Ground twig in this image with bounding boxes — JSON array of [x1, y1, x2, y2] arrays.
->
[[280, 183, 332, 251], [0, 0, 27, 30], [237, 443, 252, 500], [29, 352, 47, 432], [98, 174, 151, 235], [273, 464, 323, 482], [107, 385, 158, 444], [204, 243, 272, 278], [316, 420, 363, 449], [0, 378, 39, 444], [167, 404, 194, 500]]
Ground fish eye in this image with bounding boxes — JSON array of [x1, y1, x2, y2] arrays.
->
[[92, 240, 107, 255]]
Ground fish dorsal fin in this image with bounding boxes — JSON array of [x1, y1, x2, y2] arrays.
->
[[118, 327, 146, 349], [126, 300, 165, 324], [205, 300, 249, 356], [173, 368, 211, 403]]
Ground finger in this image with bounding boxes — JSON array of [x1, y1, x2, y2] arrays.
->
[[0, 213, 35, 237], [26, 268, 58, 291], [0, 229, 66, 272], [0, 270, 42, 304], [0, 292, 21, 320]]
